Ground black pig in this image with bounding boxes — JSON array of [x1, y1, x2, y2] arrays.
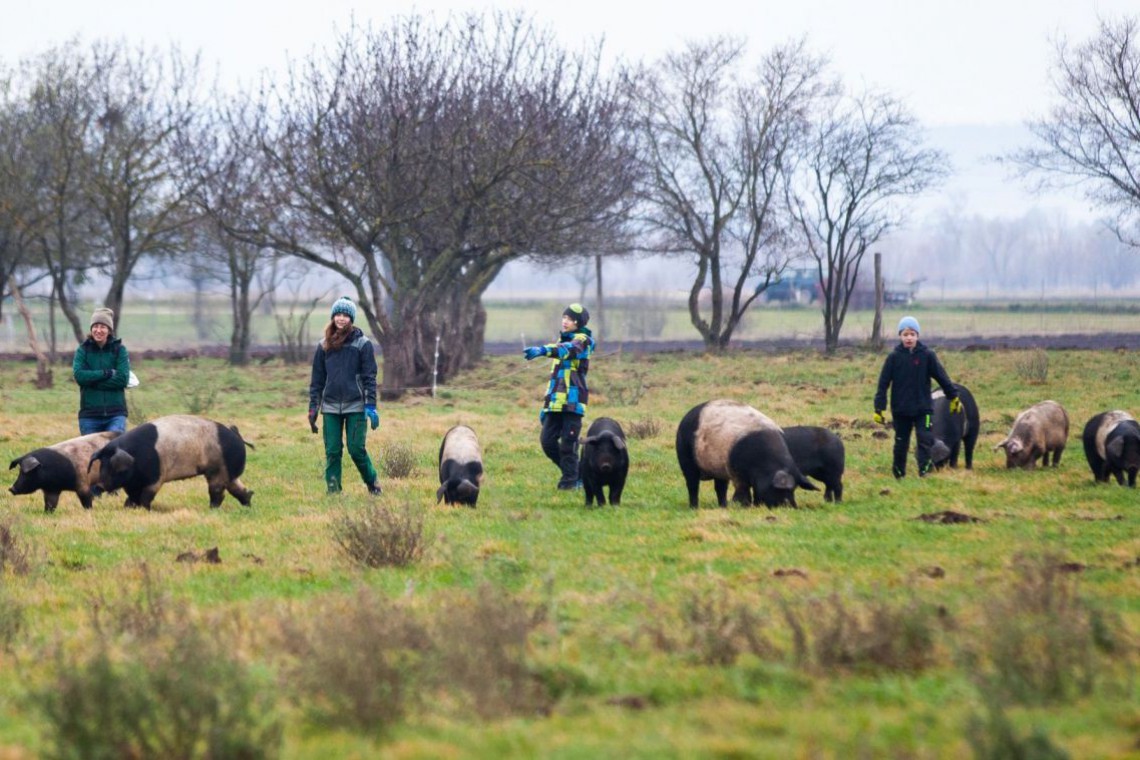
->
[[580, 417, 629, 507], [9, 431, 120, 512], [1082, 410, 1140, 487], [930, 383, 980, 469], [782, 426, 846, 502], [726, 429, 817, 507]]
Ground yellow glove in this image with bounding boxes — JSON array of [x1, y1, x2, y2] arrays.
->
[[949, 397, 962, 414], [873, 410, 886, 425]]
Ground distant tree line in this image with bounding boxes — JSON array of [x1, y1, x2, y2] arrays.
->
[[1, 12, 1136, 389]]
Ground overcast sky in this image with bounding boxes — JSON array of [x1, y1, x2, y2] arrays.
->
[[2, 0, 1135, 220]]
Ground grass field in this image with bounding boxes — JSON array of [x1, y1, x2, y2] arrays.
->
[[0, 346, 1138, 758], [6, 296, 1140, 353]]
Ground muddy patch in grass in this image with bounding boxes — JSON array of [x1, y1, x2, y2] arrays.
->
[[916, 511, 983, 524]]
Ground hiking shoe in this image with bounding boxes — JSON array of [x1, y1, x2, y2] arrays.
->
[[367, 482, 383, 496], [556, 480, 582, 491]]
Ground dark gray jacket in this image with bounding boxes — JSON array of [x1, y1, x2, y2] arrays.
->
[[308, 328, 377, 414]]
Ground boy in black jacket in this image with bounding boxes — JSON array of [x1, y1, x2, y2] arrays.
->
[[874, 316, 960, 478]]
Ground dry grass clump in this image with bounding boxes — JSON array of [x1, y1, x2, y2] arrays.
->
[[331, 502, 429, 568], [380, 441, 417, 479], [0, 519, 34, 576], [625, 417, 662, 440], [1014, 348, 1049, 384], [960, 553, 1130, 706]]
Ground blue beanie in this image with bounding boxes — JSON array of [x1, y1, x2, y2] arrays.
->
[[331, 296, 357, 322], [897, 316, 920, 335]]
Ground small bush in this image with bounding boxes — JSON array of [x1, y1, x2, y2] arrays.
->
[[277, 587, 430, 733], [0, 589, 25, 652], [966, 689, 1072, 760], [331, 503, 429, 568], [186, 376, 219, 415], [680, 586, 776, 666], [430, 583, 551, 718], [781, 592, 942, 674], [0, 519, 33, 576], [89, 563, 170, 641], [625, 418, 662, 439], [381, 441, 417, 479], [28, 586, 282, 760], [1014, 348, 1049, 384], [964, 553, 1128, 705], [608, 368, 649, 407]]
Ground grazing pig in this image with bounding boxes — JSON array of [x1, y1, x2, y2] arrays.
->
[[782, 426, 846, 502], [676, 400, 812, 507], [1082, 410, 1140, 487], [88, 414, 253, 509], [930, 383, 980, 469], [580, 417, 629, 507], [436, 425, 484, 507], [8, 431, 120, 512], [727, 429, 817, 507], [994, 400, 1069, 469]]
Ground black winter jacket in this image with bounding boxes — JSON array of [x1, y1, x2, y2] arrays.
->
[[874, 341, 956, 417], [308, 328, 378, 414]]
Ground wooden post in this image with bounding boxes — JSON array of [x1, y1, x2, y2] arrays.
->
[[7, 276, 53, 388], [871, 253, 884, 351], [594, 254, 604, 342]]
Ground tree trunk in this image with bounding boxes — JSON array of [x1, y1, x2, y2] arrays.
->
[[229, 275, 253, 366], [8, 276, 53, 388]]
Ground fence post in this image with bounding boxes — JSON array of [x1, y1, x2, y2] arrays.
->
[[871, 253, 883, 351], [431, 335, 440, 398]]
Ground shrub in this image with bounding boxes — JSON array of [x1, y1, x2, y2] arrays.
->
[[277, 587, 430, 733], [186, 375, 219, 415], [381, 441, 417, 479], [608, 368, 649, 407], [429, 583, 551, 718], [625, 417, 662, 439], [0, 519, 33, 576], [1014, 348, 1049, 384], [27, 581, 282, 760], [0, 589, 25, 653], [781, 592, 942, 674], [331, 503, 429, 568], [963, 553, 1128, 705], [680, 585, 775, 666], [966, 689, 1072, 760]]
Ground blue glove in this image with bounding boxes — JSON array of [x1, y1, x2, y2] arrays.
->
[[523, 346, 546, 361], [365, 405, 379, 430], [539, 409, 547, 423]]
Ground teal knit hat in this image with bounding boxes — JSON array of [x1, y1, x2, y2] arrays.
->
[[331, 296, 357, 322]]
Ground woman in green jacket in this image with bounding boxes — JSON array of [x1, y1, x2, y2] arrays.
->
[[72, 307, 131, 434]]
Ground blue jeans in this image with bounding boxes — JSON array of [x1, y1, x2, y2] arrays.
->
[[79, 415, 128, 435]]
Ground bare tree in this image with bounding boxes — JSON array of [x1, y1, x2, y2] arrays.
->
[[240, 13, 637, 397], [83, 41, 204, 328], [788, 89, 947, 353], [0, 72, 42, 317], [1010, 15, 1140, 245], [628, 38, 826, 350]]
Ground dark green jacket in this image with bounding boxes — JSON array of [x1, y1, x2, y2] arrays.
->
[[73, 337, 130, 419]]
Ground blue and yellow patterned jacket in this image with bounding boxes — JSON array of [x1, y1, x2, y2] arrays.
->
[[539, 327, 594, 416]]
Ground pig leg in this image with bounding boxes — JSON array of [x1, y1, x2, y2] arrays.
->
[[713, 479, 729, 508], [1051, 446, 1064, 466], [43, 491, 61, 513], [77, 488, 94, 510], [225, 478, 253, 507], [609, 482, 623, 506]]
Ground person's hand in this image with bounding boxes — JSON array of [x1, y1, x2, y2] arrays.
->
[[873, 410, 886, 425], [949, 397, 963, 414], [539, 409, 547, 424], [308, 407, 318, 434], [365, 405, 380, 430], [523, 346, 546, 361], [102, 369, 114, 379]]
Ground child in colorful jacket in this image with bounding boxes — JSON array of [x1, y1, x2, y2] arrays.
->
[[523, 303, 595, 490], [308, 296, 382, 495]]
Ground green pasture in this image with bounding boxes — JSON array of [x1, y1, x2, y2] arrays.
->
[[5, 296, 1140, 353], [0, 347, 1137, 758]]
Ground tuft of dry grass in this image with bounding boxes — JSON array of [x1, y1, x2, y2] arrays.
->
[[331, 502, 429, 568]]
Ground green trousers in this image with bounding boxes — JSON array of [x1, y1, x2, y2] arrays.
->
[[322, 412, 378, 492]]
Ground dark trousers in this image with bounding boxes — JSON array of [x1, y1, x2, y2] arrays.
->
[[540, 411, 582, 485], [893, 413, 934, 477]]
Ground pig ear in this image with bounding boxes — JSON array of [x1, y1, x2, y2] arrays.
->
[[435, 484, 447, 504], [795, 470, 818, 491], [7, 457, 20, 470], [581, 436, 597, 446], [611, 435, 626, 451], [109, 448, 134, 474], [772, 470, 795, 490], [1107, 437, 1124, 460], [993, 438, 1009, 452], [19, 456, 40, 474]]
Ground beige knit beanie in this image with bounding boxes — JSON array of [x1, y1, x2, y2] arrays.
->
[[91, 307, 115, 332]]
